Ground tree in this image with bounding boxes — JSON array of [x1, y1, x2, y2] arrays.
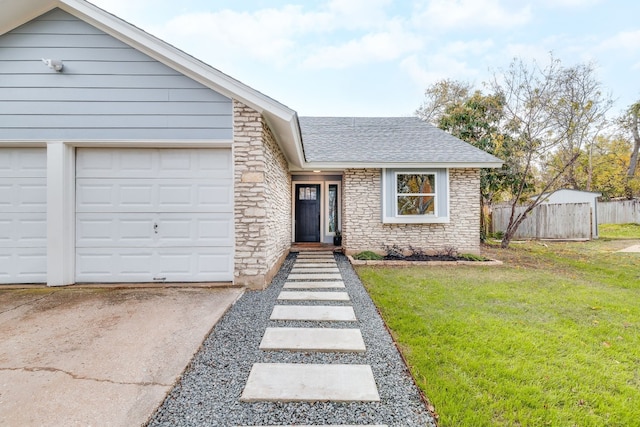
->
[[543, 135, 633, 200], [436, 91, 522, 239], [417, 82, 525, 240], [488, 56, 613, 248], [416, 79, 473, 125], [544, 62, 613, 190]]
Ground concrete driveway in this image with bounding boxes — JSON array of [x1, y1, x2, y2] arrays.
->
[[0, 286, 243, 426]]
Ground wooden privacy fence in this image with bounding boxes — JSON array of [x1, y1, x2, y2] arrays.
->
[[492, 203, 593, 240], [597, 200, 640, 224]]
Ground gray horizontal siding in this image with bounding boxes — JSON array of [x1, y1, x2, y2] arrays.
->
[[0, 88, 228, 102], [0, 8, 232, 141]]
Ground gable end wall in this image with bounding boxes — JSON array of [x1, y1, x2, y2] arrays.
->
[[343, 168, 480, 254], [0, 8, 232, 141]]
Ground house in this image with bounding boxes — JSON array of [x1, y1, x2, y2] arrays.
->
[[535, 189, 602, 238], [0, 0, 502, 289]]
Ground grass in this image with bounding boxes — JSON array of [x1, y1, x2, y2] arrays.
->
[[356, 236, 640, 427], [600, 223, 640, 239]]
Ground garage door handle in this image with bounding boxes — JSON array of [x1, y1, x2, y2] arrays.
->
[[154, 223, 158, 234]]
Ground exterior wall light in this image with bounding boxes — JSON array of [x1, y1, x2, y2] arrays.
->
[[42, 58, 64, 72]]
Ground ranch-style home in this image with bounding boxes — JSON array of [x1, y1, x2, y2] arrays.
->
[[0, 0, 502, 289]]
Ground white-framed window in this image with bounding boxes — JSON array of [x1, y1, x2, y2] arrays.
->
[[382, 168, 449, 224]]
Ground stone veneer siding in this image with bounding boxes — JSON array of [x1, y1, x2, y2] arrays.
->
[[233, 100, 291, 289], [342, 168, 481, 254]]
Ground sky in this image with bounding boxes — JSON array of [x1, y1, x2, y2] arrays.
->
[[90, 0, 640, 118]]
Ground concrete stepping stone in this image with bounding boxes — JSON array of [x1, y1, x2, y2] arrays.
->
[[291, 263, 338, 268], [290, 267, 340, 274], [294, 258, 337, 265], [296, 254, 336, 261], [296, 251, 334, 255], [240, 363, 380, 402], [238, 425, 388, 427], [270, 305, 356, 321], [288, 273, 342, 280], [277, 291, 350, 301], [283, 281, 345, 289], [259, 327, 365, 352]]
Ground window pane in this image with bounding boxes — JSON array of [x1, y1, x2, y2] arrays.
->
[[397, 174, 435, 194], [299, 187, 317, 200], [397, 195, 435, 215], [328, 185, 337, 233]]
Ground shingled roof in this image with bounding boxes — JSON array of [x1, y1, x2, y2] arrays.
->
[[298, 116, 502, 166]]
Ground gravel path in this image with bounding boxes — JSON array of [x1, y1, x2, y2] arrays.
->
[[147, 253, 436, 427]]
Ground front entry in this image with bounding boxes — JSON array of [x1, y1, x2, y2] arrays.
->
[[295, 184, 321, 242]]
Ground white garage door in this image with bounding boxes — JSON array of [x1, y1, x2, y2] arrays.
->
[[76, 148, 234, 283], [0, 148, 47, 284]]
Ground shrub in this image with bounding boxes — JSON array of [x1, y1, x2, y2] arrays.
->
[[459, 253, 490, 261], [353, 251, 384, 261]]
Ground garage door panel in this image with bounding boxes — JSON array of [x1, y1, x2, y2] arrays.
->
[[158, 214, 233, 246], [76, 213, 233, 247], [0, 248, 47, 284], [76, 251, 155, 282], [76, 248, 232, 282], [0, 148, 47, 284], [76, 148, 232, 179], [0, 213, 47, 248], [75, 148, 234, 283], [76, 179, 232, 212], [0, 179, 47, 212], [0, 148, 47, 178], [157, 249, 233, 281], [76, 215, 155, 247]]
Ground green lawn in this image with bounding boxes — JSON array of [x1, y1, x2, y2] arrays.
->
[[357, 237, 640, 427], [600, 223, 640, 239]]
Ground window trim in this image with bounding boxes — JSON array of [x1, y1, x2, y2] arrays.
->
[[382, 168, 450, 224]]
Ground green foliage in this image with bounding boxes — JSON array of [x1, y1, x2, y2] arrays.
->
[[542, 135, 640, 199], [458, 253, 490, 261], [357, 238, 640, 426], [353, 250, 383, 260], [437, 91, 525, 204]]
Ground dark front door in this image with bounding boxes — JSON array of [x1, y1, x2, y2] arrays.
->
[[295, 184, 321, 242]]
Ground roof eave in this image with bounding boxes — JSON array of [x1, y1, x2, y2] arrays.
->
[[292, 161, 504, 171]]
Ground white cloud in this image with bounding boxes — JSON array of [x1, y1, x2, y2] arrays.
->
[[302, 21, 423, 69], [158, 7, 304, 62], [414, 0, 532, 31], [324, 0, 393, 30], [597, 30, 640, 53], [135, 1, 404, 70], [444, 39, 495, 55], [400, 53, 480, 90], [541, 0, 601, 7]]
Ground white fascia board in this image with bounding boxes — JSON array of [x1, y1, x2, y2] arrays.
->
[[293, 161, 504, 171], [286, 114, 306, 168]]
